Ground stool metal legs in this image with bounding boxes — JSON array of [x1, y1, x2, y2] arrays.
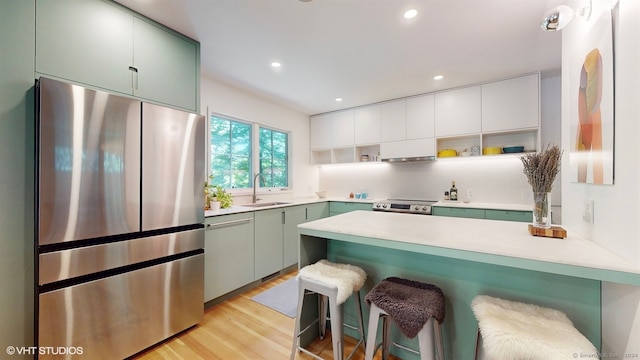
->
[[365, 303, 445, 360], [291, 277, 366, 360]]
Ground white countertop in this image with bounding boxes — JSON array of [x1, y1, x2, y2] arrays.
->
[[432, 201, 532, 211], [298, 211, 640, 286], [204, 196, 375, 217]]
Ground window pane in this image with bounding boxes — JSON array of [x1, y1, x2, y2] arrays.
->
[[210, 116, 251, 188], [259, 127, 289, 188]]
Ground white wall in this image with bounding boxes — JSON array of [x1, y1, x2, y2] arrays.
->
[[200, 76, 317, 202], [562, 0, 640, 354]]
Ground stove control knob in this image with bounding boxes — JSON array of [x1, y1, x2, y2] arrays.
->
[[382, 204, 388, 208], [422, 206, 428, 211], [413, 205, 420, 211]]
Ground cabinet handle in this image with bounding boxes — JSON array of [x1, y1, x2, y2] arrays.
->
[[206, 218, 252, 229], [129, 66, 138, 90], [305, 208, 308, 220], [282, 211, 286, 225]]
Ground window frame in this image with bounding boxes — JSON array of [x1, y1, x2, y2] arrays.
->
[[207, 112, 292, 195]]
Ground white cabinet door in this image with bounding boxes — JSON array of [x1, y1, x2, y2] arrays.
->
[[331, 109, 355, 148], [380, 138, 435, 159], [406, 94, 435, 139], [354, 105, 381, 144], [435, 86, 481, 137], [482, 74, 539, 132], [381, 100, 407, 142], [310, 114, 332, 149]]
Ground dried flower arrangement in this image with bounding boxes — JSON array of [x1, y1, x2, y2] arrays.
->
[[520, 145, 562, 193]]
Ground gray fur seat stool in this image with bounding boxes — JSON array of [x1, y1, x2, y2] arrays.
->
[[364, 277, 446, 360], [290, 259, 367, 360]]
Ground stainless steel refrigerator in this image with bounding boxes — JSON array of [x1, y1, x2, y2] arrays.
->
[[35, 77, 205, 359]]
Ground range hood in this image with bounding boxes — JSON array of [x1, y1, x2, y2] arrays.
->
[[380, 139, 436, 163], [381, 155, 436, 162]]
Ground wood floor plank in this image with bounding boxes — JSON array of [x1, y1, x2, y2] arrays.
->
[[133, 271, 399, 360]]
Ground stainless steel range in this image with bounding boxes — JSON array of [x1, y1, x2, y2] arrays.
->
[[372, 199, 436, 215]]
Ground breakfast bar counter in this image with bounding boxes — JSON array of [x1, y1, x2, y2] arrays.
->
[[297, 211, 640, 359]]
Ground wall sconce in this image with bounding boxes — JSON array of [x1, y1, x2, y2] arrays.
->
[[540, 0, 592, 31]]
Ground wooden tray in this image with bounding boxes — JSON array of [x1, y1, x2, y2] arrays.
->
[[528, 224, 567, 239]]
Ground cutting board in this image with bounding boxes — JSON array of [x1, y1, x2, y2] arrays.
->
[[528, 224, 567, 239]]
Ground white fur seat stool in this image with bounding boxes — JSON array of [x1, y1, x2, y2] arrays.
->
[[290, 259, 367, 360], [471, 295, 599, 360]]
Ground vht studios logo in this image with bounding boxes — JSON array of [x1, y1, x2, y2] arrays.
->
[[6, 346, 84, 356]]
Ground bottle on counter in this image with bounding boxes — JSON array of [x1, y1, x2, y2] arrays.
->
[[444, 191, 450, 201], [450, 181, 458, 201]]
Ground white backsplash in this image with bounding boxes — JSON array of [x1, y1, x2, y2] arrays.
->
[[319, 156, 557, 205]]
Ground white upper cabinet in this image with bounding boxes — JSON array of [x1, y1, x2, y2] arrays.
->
[[380, 100, 407, 142], [331, 109, 355, 148], [481, 74, 540, 132], [310, 114, 332, 149], [354, 105, 381, 145], [406, 94, 435, 139], [434, 86, 482, 137]]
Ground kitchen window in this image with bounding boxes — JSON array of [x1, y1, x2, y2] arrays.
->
[[209, 114, 290, 191], [209, 115, 252, 189], [259, 127, 289, 188]]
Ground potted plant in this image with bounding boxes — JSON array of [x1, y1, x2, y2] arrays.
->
[[204, 175, 233, 210]]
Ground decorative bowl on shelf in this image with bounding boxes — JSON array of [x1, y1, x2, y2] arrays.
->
[[315, 191, 327, 198], [483, 147, 503, 155], [503, 146, 525, 153], [438, 149, 457, 157]]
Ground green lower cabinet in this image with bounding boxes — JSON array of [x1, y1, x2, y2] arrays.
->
[[283, 205, 308, 268], [306, 202, 330, 221], [485, 209, 532, 223], [204, 213, 255, 302], [432, 206, 485, 219], [329, 201, 372, 216], [254, 208, 285, 280]]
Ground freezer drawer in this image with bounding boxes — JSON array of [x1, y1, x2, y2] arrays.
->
[[38, 253, 204, 359], [39, 228, 203, 285]]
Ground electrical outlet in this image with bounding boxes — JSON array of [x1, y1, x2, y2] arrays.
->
[[583, 200, 594, 224], [467, 188, 473, 200]]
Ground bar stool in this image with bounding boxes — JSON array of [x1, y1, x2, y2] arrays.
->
[[365, 277, 446, 360], [290, 259, 367, 360], [471, 295, 598, 360]]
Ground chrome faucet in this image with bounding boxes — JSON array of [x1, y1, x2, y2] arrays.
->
[[253, 172, 265, 203]]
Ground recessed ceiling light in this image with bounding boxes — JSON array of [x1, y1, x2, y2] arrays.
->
[[433, 75, 444, 80], [271, 62, 281, 68], [404, 9, 418, 19], [335, 98, 343, 102]]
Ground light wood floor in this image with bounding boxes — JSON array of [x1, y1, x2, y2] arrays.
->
[[133, 270, 399, 360]]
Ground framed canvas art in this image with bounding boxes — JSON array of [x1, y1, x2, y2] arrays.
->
[[568, 9, 614, 185]]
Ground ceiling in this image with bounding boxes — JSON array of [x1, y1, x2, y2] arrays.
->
[[115, 0, 565, 115]]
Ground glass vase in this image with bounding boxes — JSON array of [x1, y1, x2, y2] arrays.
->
[[532, 192, 551, 229]]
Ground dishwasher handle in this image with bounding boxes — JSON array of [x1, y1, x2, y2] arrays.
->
[[206, 218, 253, 229]]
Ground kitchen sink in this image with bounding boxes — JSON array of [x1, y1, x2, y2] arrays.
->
[[244, 202, 291, 208]]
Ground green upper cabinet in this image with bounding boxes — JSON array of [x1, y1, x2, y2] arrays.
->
[[35, 0, 199, 112], [132, 18, 198, 111]]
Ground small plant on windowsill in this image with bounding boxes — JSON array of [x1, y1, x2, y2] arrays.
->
[[204, 175, 233, 210]]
